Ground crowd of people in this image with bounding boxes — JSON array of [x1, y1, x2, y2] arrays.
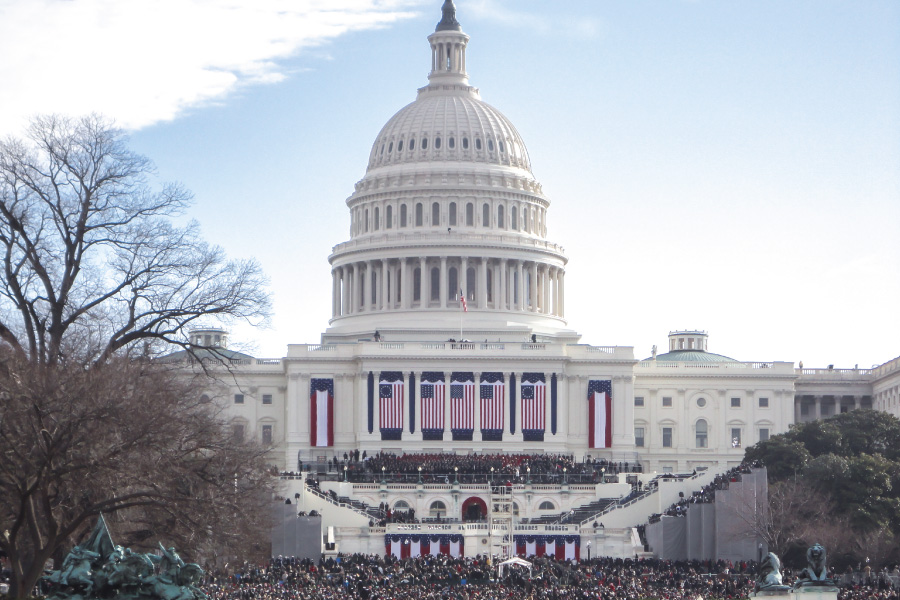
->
[[648, 462, 760, 524], [199, 554, 899, 600]]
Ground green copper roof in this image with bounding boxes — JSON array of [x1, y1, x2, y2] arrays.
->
[[644, 350, 739, 363]]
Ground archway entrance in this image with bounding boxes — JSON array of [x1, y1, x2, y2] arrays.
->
[[462, 496, 488, 522]]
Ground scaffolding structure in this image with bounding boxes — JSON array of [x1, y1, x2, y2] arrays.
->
[[489, 483, 515, 560]]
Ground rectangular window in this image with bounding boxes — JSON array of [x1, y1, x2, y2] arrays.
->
[[759, 397, 769, 408], [635, 427, 645, 447], [731, 397, 741, 408], [234, 394, 244, 404], [759, 428, 770, 442], [731, 428, 742, 448], [662, 396, 672, 407], [232, 424, 244, 442], [662, 427, 673, 448], [634, 396, 645, 407], [262, 394, 273, 405], [262, 425, 273, 446]]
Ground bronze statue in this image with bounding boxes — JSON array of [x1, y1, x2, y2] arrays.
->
[[755, 552, 790, 593], [793, 543, 837, 590]]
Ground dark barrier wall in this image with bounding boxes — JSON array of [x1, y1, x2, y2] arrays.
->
[[271, 504, 322, 560]]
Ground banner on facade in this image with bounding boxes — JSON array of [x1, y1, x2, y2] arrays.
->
[[521, 373, 546, 441], [421, 372, 445, 440], [588, 379, 613, 449], [310, 378, 334, 447], [450, 372, 474, 440], [379, 371, 404, 440], [480, 372, 504, 441]]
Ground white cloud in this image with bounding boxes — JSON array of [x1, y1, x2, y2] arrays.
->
[[0, 0, 425, 136]]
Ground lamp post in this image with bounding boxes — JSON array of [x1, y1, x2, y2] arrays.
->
[[563, 467, 568, 484], [490, 467, 494, 483], [526, 466, 531, 484], [600, 467, 605, 483], [418, 465, 423, 484], [587, 540, 592, 560], [343, 465, 348, 482], [381, 465, 386, 484], [454, 466, 459, 485]]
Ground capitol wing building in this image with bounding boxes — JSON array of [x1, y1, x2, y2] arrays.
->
[[187, 1, 900, 560]]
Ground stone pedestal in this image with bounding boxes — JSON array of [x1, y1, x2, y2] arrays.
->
[[751, 589, 838, 600]]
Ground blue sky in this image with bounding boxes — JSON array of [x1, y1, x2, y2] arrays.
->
[[1, 0, 898, 367]]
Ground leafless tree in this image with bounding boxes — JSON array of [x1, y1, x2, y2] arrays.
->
[[0, 115, 275, 599], [0, 114, 270, 366]]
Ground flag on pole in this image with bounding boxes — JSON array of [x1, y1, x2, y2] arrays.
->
[[588, 380, 612, 449], [459, 287, 467, 312]]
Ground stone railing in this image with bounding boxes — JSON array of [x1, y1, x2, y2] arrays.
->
[[288, 341, 633, 360]]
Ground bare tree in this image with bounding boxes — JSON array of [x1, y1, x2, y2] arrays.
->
[[0, 114, 270, 366], [0, 355, 274, 599], [0, 115, 275, 599]]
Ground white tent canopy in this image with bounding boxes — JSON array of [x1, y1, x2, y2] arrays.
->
[[498, 556, 533, 578]]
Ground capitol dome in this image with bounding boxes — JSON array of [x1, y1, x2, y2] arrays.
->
[[325, 0, 574, 343], [367, 94, 532, 172]]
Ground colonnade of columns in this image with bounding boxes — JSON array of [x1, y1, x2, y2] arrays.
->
[[793, 394, 870, 422], [331, 256, 565, 319]]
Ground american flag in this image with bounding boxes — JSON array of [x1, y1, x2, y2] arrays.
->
[[450, 378, 474, 431], [459, 287, 467, 312], [420, 379, 445, 431], [480, 378, 505, 431], [587, 379, 612, 449], [379, 379, 404, 430], [310, 378, 334, 447], [521, 380, 546, 432]]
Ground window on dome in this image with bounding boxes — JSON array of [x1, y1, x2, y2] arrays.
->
[[400, 204, 407, 227], [365, 209, 369, 232], [397, 140, 403, 152], [449, 137, 455, 149], [449, 202, 457, 226], [499, 140, 505, 153], [475, 138, 482, 150], [409, 138, 415, 151], [465, 202, 473, 226], [482, 203, 489, 227], [388, 142, 393, 153], [488, 139, 493, 152], [422, 137, 428, 150], [448, 267, 458, 300], [486, 268, 493, 303], [466, 268, 475, 300], [380, 144, 385, 155], [462, 137, 469, 150], [435, 136, 441, 149], [413, 268, 421, 302], [431, 202, 440, 226], [374, 207, 380, 231], [385, 205, 392, 229], [511, 206, 518, 229], [430, 267, 440, 301], [498, 205, 505, 228], [523, 207, 529, 232]]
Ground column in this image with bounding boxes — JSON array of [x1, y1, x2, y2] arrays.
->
[[542, 266, 550, 314], [551, 268, 558, 316], [854, 395, 861, 410], [815, 397, 822, 420], [478, 258, 488, 309], [331, 269, 338, 318], [362, 261, 371, 313], [516, 261, 525, 311], [794, 397, 802, 424], [440, 256, 448, 309], [530, 263, 538, 312], [380, 259, 389, 311], [473, 371, 481, 434], [341, 267, 350, 316], [559, 269, 565, 318], [353, 263, 362, 313], [419, 256, 427, 307], [400, 258, 409, 309], [500, 259, 508, 311]]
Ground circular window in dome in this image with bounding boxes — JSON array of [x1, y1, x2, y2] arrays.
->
[[449, 137, 455, 149], [697, 398, 707, 408], [475, 138, 482, 150], [388, 142, 393, 153], [462, 137, 469, 149], [397, 140, 403, 152], [435, 136, 441, 149]]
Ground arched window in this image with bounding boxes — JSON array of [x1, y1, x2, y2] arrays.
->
[[385, 205, 392, 229], [475, 138, 482, 150], [430, 267, 440, 301], [429, 500, 447, 518], [523, 207, 529, 232], [388, 142, 393, 153], [486, 268, 493, 303], [400, 204, 407, 228], [466, 203, 474, 226], [413, 267, 422, 301], [435, 136, 442, 149], [432, 202, 441, 226], [511, 206, 518, 229], [422, 137, 428, 150], [415, 203, 423, 227], [499, 140, 505, 153], [462, 137, 469, 149], [449, 202, 457, 226], [398, 140, 404, 152], [696, 419, 708, 448], [409, 138, 415, 151], [488, 139, 494, 152], [448, 267, 458, 300], [482, 203, 489, 227], [394, 500, 410, 510], [449, 137, 455, 149], [365, 208, 369, 232], [374, 207, 380, 231], [498, 205, 505, 228], [538, 501, 555, 510], [466, 268, 476, 300]]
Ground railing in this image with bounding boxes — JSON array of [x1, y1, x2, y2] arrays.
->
[[638, 360, 794, 372], [306, 486, 374, 521], [330, 231, 567, 256], [799, 368, 874, 376]]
